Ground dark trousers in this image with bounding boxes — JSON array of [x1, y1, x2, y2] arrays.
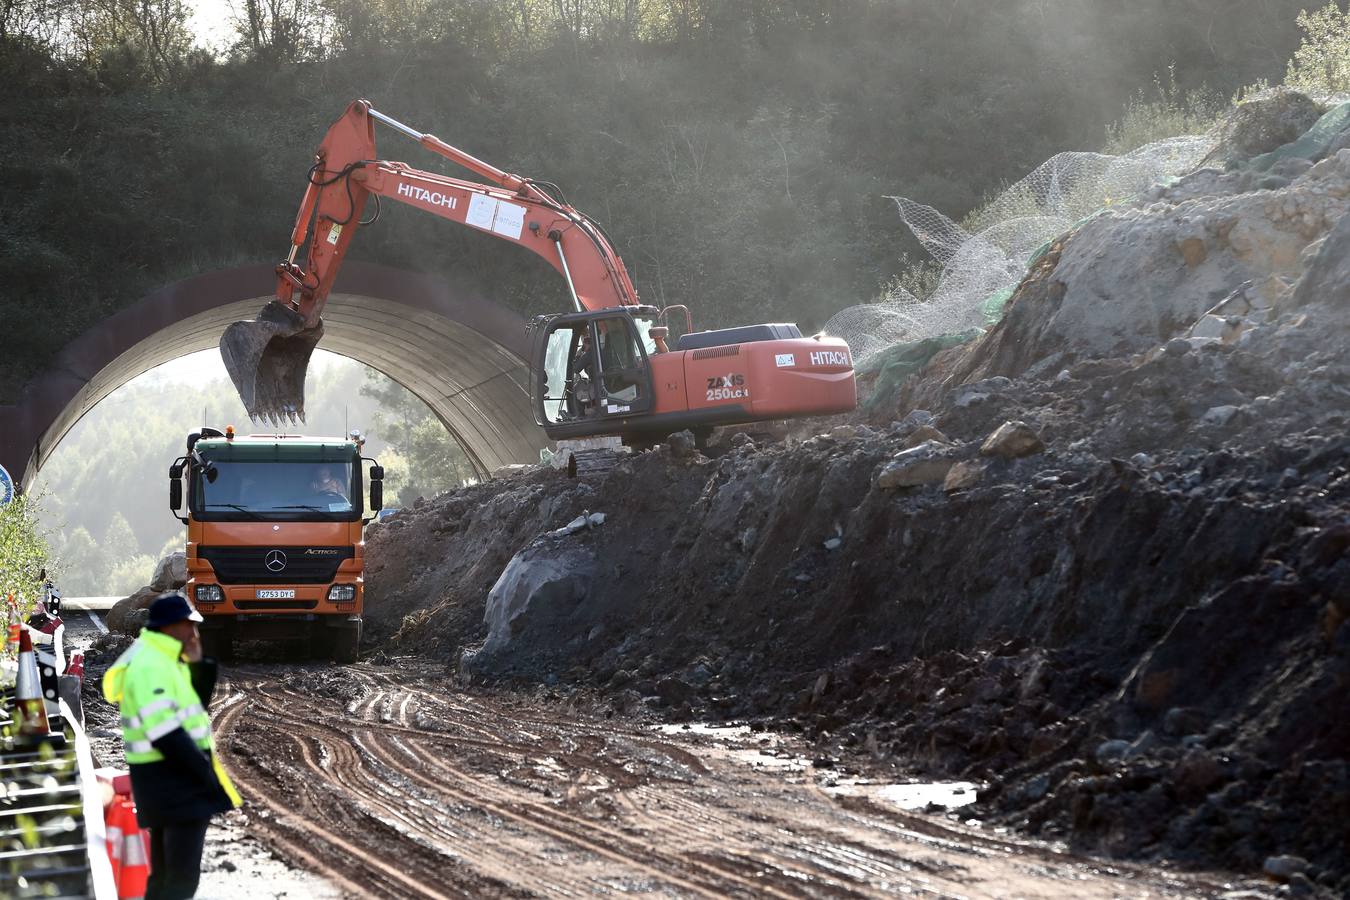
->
[[147, 819, 209, 900]]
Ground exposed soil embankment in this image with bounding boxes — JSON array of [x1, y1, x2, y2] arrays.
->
[[366, 120, 1350, 893]]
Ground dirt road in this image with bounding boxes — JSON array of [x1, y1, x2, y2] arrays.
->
[[212, 660, 1250, 899]]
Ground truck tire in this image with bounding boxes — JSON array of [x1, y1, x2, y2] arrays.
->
[[330, 621, 361, 664]]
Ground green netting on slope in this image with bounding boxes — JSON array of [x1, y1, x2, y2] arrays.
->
[[1249, 101, 1350, 173], [981, 286, 1015, 323], [861, 329, 982, 411]]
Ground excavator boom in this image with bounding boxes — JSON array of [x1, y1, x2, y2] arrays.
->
[[223, 99, 856, 433], [222, 100, 639, 423]]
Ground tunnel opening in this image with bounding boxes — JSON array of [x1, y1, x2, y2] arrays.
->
[[0, 263, 546, 492], [29, 350, 480, 597]]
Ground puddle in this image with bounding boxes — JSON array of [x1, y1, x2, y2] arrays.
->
[[657, 722, 753, 739], [828, 780, 982, 810], [655, 721, 805, 770], [656, 722, 982, 811]]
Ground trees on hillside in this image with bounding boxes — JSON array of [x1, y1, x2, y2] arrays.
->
[[0, 495, 50, 610], [0, 0, 1325, 412], [359, 372, 477, 506]]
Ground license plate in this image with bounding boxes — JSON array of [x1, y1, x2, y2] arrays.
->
[[256, 589, 296, 599]]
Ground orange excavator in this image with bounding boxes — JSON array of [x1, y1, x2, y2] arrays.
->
[[221, 100, 857, 440]]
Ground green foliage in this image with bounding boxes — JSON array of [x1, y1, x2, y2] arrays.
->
[[107, 553, 156, 596], [0, 495, 50, 611], [360, 372, 476, 506], [880, 257, 944, 303], [1103, 67, 1225, 155], [0, 1, 1319, 404], [1282, 2, 1350, 96]]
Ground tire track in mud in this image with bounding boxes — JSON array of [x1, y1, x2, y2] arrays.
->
[[222, 669, 726, 897], [221, 682, 620, 897], [214, 697, 477, 899], [214, 664, 1234, 899], [245, 688, 778, 896], [372, 732, 795, 898]]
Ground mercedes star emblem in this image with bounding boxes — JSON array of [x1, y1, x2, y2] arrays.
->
[[265, 549, 288, 572]]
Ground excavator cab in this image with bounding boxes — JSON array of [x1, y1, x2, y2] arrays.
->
[[533, 309, 657, 438]]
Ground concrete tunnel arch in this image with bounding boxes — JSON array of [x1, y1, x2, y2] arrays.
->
[[0, 262, 546, 488]]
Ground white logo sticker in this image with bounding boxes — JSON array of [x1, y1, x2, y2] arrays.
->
[[810, 350, 850, 367], [397, 181, 458, 210], [775, 354, 795, 368], [466, 194, 526, 240], [325, 223, 342, 245]]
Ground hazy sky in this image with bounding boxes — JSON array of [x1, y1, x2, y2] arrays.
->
[[136, 347, 348, 388], [189, 0, 235, 51]]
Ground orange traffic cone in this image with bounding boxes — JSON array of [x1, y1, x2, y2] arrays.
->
[[14, 628, 53, 742], [105, 796, 150, 899], [67, 651, 85, 680]]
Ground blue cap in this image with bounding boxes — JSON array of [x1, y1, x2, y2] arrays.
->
[[146, 593, 204, 629]]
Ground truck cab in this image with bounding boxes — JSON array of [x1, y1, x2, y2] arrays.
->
[[169, 428, 383, 662]]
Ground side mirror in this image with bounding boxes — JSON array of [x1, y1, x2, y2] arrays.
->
[[368, 464, 384, 512], [169, 463, 183, 511]]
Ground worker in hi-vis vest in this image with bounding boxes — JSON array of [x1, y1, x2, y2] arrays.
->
[[103, 593, 241, 900]]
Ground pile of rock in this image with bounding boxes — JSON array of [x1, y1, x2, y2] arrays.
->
[[105, 552, 187, 634]]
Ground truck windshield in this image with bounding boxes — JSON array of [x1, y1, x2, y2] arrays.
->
[[192, 459, 359, 521]]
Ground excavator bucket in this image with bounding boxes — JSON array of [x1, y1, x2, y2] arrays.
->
[[219, 301, 324, 426]]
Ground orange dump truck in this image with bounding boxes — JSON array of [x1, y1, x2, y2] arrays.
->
[[169, 427, 383, 662]]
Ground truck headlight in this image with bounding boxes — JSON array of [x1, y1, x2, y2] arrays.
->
[[327, 584, 356, 601], [196, 584, 223, 604]]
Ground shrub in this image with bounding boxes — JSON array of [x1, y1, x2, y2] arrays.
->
[[1104, 67, 1225, 154], [0, 495, 51, 613], [1283, 2, 1350, 96]]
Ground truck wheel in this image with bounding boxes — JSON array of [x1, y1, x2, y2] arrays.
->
[[330, 622, 361, 664]]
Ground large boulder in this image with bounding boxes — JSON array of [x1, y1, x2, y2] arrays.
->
[[980, 421, 1044, 459], [149, 551, 188, 591], [1202, 90, 1324, 169], [875, 441, 955, 489], [106, 586, 157, 635], [908, 149, 1350, 393], [1292, 187, 1350, 312], [475, 541, 597, 663]]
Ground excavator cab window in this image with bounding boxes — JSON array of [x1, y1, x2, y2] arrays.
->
[[536, 312, 654, 428]]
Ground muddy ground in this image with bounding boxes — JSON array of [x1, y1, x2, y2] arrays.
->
[[185, 659, 1283, 897], [81, 637, 1286, 898], [362, 189, 1350, 894]]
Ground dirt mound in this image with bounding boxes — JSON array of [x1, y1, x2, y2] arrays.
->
[[364, 139, 1350, 893]]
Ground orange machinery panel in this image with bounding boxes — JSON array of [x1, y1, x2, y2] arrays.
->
[[650, 337, 855, 419]]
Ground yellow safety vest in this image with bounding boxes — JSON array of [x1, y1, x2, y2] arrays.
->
[[102, 630, 241, 807]]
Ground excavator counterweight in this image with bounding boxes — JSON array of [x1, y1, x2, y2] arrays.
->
[[220, 301, 323, 425]]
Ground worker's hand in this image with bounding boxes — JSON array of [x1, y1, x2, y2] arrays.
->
[[181, 630, 204, 663]]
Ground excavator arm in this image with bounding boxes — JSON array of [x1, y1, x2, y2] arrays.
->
[[222, 100, 640, 422]]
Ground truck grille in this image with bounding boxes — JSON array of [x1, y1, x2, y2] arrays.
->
[[198, 546, 353, 584]]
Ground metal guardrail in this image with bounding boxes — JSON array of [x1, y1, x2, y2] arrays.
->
[[0, 689, 116, 898], [65, 698, 117, 899]]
